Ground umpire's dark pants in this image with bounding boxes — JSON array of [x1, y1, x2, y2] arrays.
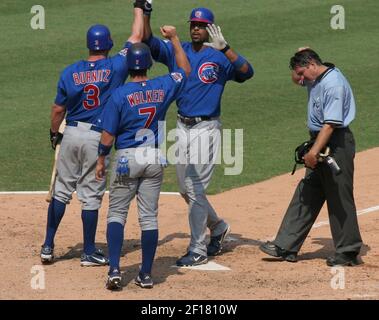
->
[[274, 128, 362, 256]]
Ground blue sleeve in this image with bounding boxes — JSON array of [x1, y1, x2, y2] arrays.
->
[[54, 75, 67, 106], [233, 59, 254, 83], [145, 35, 175, 71], [110, 41, 133, 71], [164, 68, 187, 102], [100, 92, 121, 136], [323, 86, 345, 126], [223, 55, 254, 83]]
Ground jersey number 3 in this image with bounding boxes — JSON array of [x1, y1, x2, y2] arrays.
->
[[83, 84, 100, 110], [139, 107, 156, 128]]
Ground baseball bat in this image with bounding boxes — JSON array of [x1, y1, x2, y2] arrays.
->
[[46, 120, 66, 203]]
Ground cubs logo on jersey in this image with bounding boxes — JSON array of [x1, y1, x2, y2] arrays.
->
[[198, 62, 219, 84]]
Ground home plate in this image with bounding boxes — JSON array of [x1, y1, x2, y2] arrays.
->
[[172, 261, 231, 271]]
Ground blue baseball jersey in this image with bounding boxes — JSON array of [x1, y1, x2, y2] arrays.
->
[[100, 69, 187, 149], [54, 42, 132, 125], [146, 36, 252, 117], [306, 66, 356, 132]]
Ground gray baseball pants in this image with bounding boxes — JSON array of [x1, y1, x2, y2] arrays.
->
[[107, 147, 164, 230], [53, 122, 107, 210], [274, 128, 362, 256], [176, 118, 228, 256]]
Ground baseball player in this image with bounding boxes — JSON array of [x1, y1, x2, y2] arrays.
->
[[142, 3, 254, 266], [40, 4, 146, 266], [96, 28, 190, 290]]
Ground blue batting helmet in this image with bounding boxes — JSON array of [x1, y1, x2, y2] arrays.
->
[[87, 24, 113, 51], [127, 43, 153, 70], [188, 7, 214, 24]]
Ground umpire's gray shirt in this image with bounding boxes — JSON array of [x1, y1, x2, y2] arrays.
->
[[306, 66, 356, 132]]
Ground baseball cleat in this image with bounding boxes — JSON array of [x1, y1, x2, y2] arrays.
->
[[207, 225, 231, 256], [81, 248, 109, 266], [135, 272, 154, 289], [40, 245, 54, 264], [259, 241, 298, 262], [176, 251, 208, 267], [106, 269, 122, 291]]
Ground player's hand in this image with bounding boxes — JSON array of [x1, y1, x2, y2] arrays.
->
[[291, 70, 305, 86], [160, 26, 177, 40], [133, 0, 145, 10], [50, 129, 63, 150], [144, 0, 153, 15], [204, 24, 228, 51], [96, 159, 106, 181]]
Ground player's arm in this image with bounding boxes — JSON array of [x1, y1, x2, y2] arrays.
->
[[96, 131, 115, 181], [143, 7, 152, 41], [160, 26, 191, 77], [49, 104, 66, 150], [127, 5, 144, 44], [204, 24, 254, 81], [51, 104, 66, 133], [141, 1, 175, 69]]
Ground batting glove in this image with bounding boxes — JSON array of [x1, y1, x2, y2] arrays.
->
[[133, 0, 145, 10], [143, 0, 153, 16], [50, 129, 63, 150], [204, 24, 228, 51], [133, 0, 153, 16]]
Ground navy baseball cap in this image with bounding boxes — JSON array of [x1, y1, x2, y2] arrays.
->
[[188, 7, 214, 24]]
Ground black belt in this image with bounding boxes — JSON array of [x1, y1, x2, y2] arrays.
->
[[309, 126, 350, 139], [177, 114, 212, 126], [67, 121, 102, 133]]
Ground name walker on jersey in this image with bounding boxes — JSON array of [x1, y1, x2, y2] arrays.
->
[[127, 90, 165, 107]]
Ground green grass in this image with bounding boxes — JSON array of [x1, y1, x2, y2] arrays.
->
[[0, 0, 378, 192]]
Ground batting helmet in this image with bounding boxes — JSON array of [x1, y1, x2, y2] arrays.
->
[[188, 7, 214, 24], [87, 24, 113, 51], [127, 43, 153, 70]]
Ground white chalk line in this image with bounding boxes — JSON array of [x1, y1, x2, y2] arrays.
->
[[0, 191, 180, 196], [313, 205, 379, 228], [1, 191, 378, 226]]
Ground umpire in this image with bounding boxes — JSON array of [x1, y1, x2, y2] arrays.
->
[[260, 48, 363, 267]]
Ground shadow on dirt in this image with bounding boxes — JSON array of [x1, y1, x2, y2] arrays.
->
[[260, 237, 370, 263], [298, 238, 370, 261], [57, 232, 190, 261]]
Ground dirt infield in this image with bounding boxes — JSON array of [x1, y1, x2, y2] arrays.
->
[[1, 148, 378, 300]]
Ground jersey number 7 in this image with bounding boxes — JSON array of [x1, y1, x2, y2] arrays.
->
[[139, 106, 156, 128]]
